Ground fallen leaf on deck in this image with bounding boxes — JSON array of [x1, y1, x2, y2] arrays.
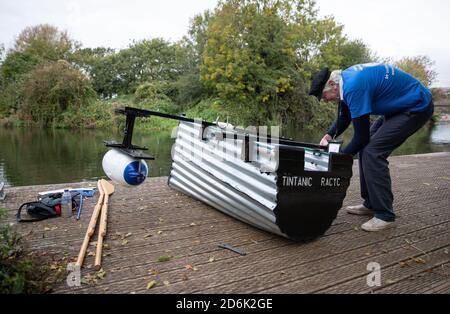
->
[[44, 227, 51, 231], [190, 223, 196, 226], [157, 231, 163, 235], [146, 280, 157, 290], [144, 234, 152, 239], [121, 240, 128, 245], [148, 269, 160, 275], [163, 280, 170, 286], [208, 257, 215, 263], [157, 255, 173, 263], [125, 232, 132, 238], [423, 183, 431, 186], [386, 279, 396, 284], [96, 268, 106, 279], [87, 251, 95, 257], [185, 264, 198, 271], [413, 257, 427, 264]]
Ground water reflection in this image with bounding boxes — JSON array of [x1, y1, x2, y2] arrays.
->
[[431, 123, 450, 144], [0, 127, 174, 187]]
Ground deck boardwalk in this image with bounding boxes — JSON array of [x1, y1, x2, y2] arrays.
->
[[1, 153, 449, 294]]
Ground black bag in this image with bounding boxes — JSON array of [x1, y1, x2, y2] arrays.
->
[[17, 192, 79, 223]]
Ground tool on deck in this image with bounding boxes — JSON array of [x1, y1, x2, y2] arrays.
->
[[75, 189, 96, 221], [94, 179, 115, 270], [76, 181, 106, 268], [38, 188, 96, 220], [218, 243, 247, 256]]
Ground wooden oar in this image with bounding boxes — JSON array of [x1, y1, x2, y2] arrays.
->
[[94, 179, 115, 270], [76, 180, 105, 267]]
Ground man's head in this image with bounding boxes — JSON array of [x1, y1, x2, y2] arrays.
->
[[322, 70, 342, 103], [309, 69, 342, 103]]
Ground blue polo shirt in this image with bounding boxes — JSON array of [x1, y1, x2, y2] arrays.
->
[[342, 63, 432, 118]]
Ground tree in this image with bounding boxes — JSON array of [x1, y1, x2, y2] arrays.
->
[[172, 11, 213, 106], [2, 24, 79, 83], [71, 47, 119, 98], [20, 60, 95, 126], [200, 0, 345, 124], [0, 44, 4, 65], [395, 56, 437, 87], [339, 39, 375, 69], [113, 38, 185, 94], [0, 25, 80, 113]]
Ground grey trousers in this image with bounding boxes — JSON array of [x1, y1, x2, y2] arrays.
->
[[359, 102, 434, 222]]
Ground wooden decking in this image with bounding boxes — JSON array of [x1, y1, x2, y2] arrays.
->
[[1, 153, 449, 294]]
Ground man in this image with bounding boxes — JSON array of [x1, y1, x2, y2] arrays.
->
[[309, 63, 434, 232]]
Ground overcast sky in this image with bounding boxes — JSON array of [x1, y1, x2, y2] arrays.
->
[[1, 0, 449, 86]]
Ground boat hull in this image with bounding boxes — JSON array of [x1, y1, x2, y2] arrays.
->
[[168, 121, 353, 241]]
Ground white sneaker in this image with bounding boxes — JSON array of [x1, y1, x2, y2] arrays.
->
[[346, 204, 373, 216], [361, 217, 395, 232]]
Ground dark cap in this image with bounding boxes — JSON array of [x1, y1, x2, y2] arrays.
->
[[309, 68, 331, 100]]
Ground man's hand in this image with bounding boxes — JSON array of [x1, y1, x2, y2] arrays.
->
[[320, 134, 333, 147]]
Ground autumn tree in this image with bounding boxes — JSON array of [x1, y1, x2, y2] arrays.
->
[[395, 55, 437, 87], [200, 0, 345, 124], [20, 60, 95, 126], [0, 25, 79, 113]]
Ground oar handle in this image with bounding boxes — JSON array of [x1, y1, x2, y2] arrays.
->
[[76, 192, 104, 267], [95, 194, 109, 270]]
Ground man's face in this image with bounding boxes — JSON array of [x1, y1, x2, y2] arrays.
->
[[322, 81, 340, 103]]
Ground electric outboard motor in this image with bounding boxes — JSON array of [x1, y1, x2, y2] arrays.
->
[[103, 108, 155, 187], [102, 149, 148, 186]]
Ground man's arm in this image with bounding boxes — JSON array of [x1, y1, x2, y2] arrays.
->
[[341, 114, 370, 155], [327, 102, 352, 138]]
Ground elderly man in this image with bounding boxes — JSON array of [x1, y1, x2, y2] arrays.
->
[[309, 63, 434, 232]]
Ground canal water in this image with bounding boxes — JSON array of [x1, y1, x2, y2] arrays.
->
[[1, 122, 449, 187]]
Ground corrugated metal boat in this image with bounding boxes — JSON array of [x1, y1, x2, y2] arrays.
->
[[105, 107, 354, 241]]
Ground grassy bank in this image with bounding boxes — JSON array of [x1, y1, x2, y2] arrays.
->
[[0, 208, 64, 293]]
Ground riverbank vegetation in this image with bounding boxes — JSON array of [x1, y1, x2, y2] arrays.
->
[[0, 0, 438, 133], [0, 207, 63, 293]]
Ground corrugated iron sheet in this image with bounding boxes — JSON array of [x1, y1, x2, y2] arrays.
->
[[168, 121, 334, 237]]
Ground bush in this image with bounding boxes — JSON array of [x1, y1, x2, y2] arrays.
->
[[186, 98, 233, 124], [0, 207, 64, 294], [134, 82, 180, 115], [0, 208, 31, 294], [19, 60, 96, 127]]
